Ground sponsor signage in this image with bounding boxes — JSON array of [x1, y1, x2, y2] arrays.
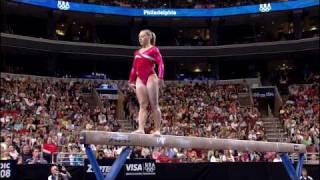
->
[[252, 88, 275, 98], [85, 159, 156, 179], [0, 161, 16, 180]]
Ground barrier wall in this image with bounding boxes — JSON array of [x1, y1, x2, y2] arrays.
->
[[1, 160, 319, 180]]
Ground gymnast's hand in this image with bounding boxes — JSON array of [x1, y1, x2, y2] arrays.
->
[[129, 83, 136, 92], [158, 79, 165, 89]]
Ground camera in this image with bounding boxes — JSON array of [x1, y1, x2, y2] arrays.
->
[[57, 164, 66, 173], [97, 150, 105, 159]]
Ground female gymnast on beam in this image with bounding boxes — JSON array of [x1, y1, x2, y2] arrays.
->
[[128, 29, 165, 136]]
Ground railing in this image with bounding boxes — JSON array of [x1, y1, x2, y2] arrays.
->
[[0, 72, 112, 84], [53, 152, 86, 166], [274, 85, 283, 117], [52, 152, 319, 165], [51, 152, 319, 165], [289, 153, 319, 165], [1, 72, 261, 90]]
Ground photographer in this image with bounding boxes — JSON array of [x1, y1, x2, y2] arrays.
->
[[96, 149, 107, 160], [300, 168, 314, 180], [48, 165, 72, 180]]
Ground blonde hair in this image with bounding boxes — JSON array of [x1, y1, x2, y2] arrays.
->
[[141, 29, 156, 46]]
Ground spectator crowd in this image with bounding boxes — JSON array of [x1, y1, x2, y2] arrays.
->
[[0, 74, 120, 165], [1, 73, 319, 165], [280, 83, 319, 153], [71, 0, 288, 9]]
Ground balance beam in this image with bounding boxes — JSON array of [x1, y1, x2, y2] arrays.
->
[[80, 131, 306, 153]]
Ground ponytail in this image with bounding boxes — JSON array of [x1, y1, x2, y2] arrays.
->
[[150, 32, 156, 46]]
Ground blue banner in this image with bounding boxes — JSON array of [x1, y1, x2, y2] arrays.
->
[[11, 0, 320, 17]]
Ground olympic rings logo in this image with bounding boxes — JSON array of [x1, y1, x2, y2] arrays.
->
[[259, 3, 272, 13], [57, 1, 70, 11], [143, 162, 156, 173]]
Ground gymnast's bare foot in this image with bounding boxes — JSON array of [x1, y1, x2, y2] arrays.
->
[[132, 129, 145, 134], [151, 130, 161, 136]]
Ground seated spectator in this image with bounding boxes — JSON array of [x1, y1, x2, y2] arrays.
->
[[42, 137, 58, 163], [25, 147, 48, 164], [57, 146, 71, 166], [70, 146, 83, 166], [141, 147, 151, 159], [209, 150, 221, 162], [221, 150, 235, 162], [272, 154, 282, 162], [20, 144, 32, 164], [1, 146, 12, 160], [8, 144, 19, 160]]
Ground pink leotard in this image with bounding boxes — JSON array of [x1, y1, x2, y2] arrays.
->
[[129, 46, 164, 85]]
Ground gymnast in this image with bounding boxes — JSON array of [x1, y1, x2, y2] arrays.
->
[[128, 29, 165, 135]]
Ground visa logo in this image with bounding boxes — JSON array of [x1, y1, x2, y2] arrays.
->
[[126, 164, 142, 171]]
